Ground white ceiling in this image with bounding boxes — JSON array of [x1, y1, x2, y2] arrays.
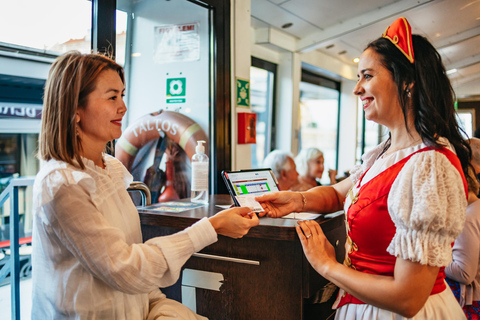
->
[[251, 0, 480, 98]]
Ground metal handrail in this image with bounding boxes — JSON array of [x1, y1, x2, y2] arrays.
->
[[0, 176, 35, 320], [0, 177, 34, 207]]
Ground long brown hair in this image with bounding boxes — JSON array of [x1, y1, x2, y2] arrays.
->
[[366, 36, 472, 186], [39, 51, 124, 169]]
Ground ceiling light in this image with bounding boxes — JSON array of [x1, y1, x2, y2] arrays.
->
[[353, 58, 360, 63], [446, 68, 458, 75], [338, 50, 347, 55], [326, 44, 334, 49], [131, 52, 142, 57], [281, 23, 293, 29]]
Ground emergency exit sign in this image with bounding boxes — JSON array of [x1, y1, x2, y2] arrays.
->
[[236, 78, 250, 107], [166, 77, 186, 104]]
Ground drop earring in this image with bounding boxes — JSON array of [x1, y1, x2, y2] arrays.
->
[[406, 89, 411, 98]]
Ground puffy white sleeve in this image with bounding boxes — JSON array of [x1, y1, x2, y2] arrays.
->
[[387, 150, 467, 267]]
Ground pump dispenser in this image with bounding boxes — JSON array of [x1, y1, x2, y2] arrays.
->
[[191, 140, 209, 203]]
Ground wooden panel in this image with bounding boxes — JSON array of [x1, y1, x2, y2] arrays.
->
[[185, 237, 303, 319], [140, 196, 346, 320]]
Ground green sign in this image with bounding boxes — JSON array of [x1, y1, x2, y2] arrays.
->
[[167, 77, 186, 104], [236, 78, 250, 107]]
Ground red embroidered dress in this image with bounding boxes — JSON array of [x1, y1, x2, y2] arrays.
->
[[333, 142, 467, 318]]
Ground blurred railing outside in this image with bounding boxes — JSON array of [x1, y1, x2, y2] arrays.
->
[[0, 177, 35, 320]]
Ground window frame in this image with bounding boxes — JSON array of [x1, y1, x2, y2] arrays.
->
[[251, 56, 277, 159]]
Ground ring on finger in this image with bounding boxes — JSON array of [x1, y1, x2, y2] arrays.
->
[[306, 233, 312, 239]]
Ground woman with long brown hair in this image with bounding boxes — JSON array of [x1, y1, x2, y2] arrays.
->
[[257, 17, 469, 319]]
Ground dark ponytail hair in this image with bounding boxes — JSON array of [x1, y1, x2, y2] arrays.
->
[[366, 35, 472, 186]]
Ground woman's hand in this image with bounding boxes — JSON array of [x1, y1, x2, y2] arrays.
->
[[255, 191, 302, 218], [296, 220, 337, 276], [209, 207, 259, 238], [328, 169, 338, 185]]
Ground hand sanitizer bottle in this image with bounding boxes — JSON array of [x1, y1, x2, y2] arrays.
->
[[191, 140, 209, 203]]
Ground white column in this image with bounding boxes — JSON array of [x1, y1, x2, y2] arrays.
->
[[275, 51, 301, 154], [231, 0, 252, 170]]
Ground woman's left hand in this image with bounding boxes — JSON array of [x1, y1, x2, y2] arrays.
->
[[296, 220, 337, 276]]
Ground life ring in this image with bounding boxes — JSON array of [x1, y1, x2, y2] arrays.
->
[[115, 110, 208, 172]]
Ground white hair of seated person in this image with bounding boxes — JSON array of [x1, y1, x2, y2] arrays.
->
[[295, 148, 323, 177], [263, 150, 294, 178]]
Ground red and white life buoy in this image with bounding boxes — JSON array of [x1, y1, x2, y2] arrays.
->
[[115, 110, 208, 171]]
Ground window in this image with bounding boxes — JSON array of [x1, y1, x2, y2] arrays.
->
[[250, 57, 276, 168], [298, 70, 340, 184], [457, 109, 475, 139], [356, 101, 388, 163], [0, 0, 92, 56]]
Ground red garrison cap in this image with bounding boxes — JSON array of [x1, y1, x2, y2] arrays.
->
[[382, 17, 415, 63]]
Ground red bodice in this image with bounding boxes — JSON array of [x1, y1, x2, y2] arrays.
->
[[336, 147, 467, 308]]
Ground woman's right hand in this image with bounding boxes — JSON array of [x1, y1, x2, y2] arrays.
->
[[255, 191, 302, 218], [209, 207, 259, 238]]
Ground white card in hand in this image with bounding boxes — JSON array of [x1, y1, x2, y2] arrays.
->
[[235, 194, 263, 212]]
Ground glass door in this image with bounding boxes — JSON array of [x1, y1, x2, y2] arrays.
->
[[116, 0, 230, 199]]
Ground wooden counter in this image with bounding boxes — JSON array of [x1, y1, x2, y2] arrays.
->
[[139, 195, 346, 320]]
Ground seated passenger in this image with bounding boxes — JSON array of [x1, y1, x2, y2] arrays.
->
[[31, 51, 259, 319], [294, 148, 336, 190], [445, 139, 480, 318], [262, 150, 299, 191]]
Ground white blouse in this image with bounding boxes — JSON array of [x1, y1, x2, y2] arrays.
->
[[346, 138, 467, 267], [31, 154, 217, 319]]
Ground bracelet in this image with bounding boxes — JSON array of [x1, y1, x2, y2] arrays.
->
[[299, 192, 307, 212]]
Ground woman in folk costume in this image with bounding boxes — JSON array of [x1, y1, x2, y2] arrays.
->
[[256, 17, 472, 319]]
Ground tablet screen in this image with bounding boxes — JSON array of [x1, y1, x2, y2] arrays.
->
[[222, 169, 279, 211], [225, 169, 279, 196]]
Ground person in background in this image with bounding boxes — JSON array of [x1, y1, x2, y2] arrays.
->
[[262, 149, 299, 191], [445, 139, 480, 319], [469, 138, 480, 191], [256, 17, 471, 319], [294, 148, 337, 190], [32, 51, 259, 320]]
